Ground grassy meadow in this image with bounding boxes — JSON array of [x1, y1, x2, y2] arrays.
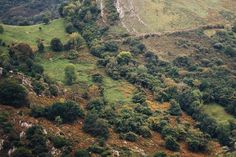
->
[[202, 103, 235, 124], [0, 19, 69, 48]]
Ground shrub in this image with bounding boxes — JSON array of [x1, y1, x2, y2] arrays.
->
[[64, 65, 77, 85], [92, 73, 103, 83], [31, 64, 44, 76], [50, 38, 63, 52], [117, 51, 132, 65], [132, 92, 146, 104], [137, 126, 152, 138], [49, 85, 59, 96], [165, 136, 180, 151], [75, 149, 90, 157], [120, 132, 138, 142], [45, 101, 84, 123], [83, 113, 109, 139], [87, 98, 106, 111], [168, 99, 182, 116], [154, 152, 167, 157], [37, 41, 44, 53], [31, 101, 84, 123], [51, 136, 71, 148], [0, 25, 4, 34], [32, 80, 45, 95], [12, 147, 33, 157], [104, 41, 118, 52], [66, 23, 76, 34], [232, 23, 236, 33], [0, 80, 28, 107]]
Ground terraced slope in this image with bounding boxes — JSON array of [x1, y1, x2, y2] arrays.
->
[[116, 0, 236, 34]]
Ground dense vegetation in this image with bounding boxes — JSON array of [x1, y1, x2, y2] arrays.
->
[[0, 0, 236, 156], [0, 0, 66, 25]]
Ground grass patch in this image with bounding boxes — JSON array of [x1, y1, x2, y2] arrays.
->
[[202, 103, 235, 124], [103, 77, 134, 105], [0, 18, 69, 47], [38, 57, 95, 85]]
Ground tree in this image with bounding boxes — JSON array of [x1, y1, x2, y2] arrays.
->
[[0, 80, 28, 107], [75, 149, 90, 157], [83, 113, 109, 139], [117, 51, 132, 65], [37, 40, 44, 53], [42, 16, 50, 25], [12, 147, 33, 157], [154, 152, 167, 157], [45, 101, 84, 123], [165, 136, 180, 151], [66, 22, 76, 34], [168, 99, 182, 116], [132, 92, 146, 104], [0, 25, 4, 34], [232, 22, 236, 33], [50, 38, 63, 52], [69, 32, 83, 50], [64, 64, 77, 85]]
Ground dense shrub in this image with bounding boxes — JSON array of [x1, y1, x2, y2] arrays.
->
[[50, 136, 71, 148], [168, 99, 182, 116], [12, 147, 33, 157], [64, 65, 77, 85], [154, 152, 167, 157], [92, 73, 103, 83], [49, 85, 59, 96], [120, 132, 138, 142], [165, 136, 180, 151], [132, 92, 146, 104], [0, 25, 4, 34], [50, 38, 63, 52], [26, 126, 49, 155], [86, 98, 106, 111], [83, 113, 109, 139], [31, 101, 84, 123], [66, 23, 76, 34], [0, 80, 28, 107], [32, 80, 45, 95], [75, 149, 90, 157]]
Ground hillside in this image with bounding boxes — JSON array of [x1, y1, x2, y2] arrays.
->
[[0, 0, 67, 25], [115, 0, 236, 34], [0, 0, 236, 157]]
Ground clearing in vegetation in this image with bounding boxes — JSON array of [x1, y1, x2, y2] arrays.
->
[[0, 19, 69, 47]]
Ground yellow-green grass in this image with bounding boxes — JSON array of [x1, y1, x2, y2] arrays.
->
[[202, 103, 235, 124], [119, 0, 236, 33], [39, 56, 133, 104], [38, 58, 95, 85], [0, 18, 69, 47], [103, 77, 133, 105]]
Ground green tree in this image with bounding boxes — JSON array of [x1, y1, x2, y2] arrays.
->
[[65, 22, 76, 34], [42, 15, 50, 25], [168, 99, 182, 116], [0, 25, 4, 34], [75, 149, 90, 157], [232, 22, 236, 33], [37, 40, 44, 53], [132, 92, 146, 104], [154, 152, 167, 157], [0, 80, 28, 107], [12, 147, 33, 157], [64, 64, 77, 85], [83, 113, 109, 139], [117, 51, 132, 65], [165, 136, 180, 151], [50, 38, 63, 52]]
